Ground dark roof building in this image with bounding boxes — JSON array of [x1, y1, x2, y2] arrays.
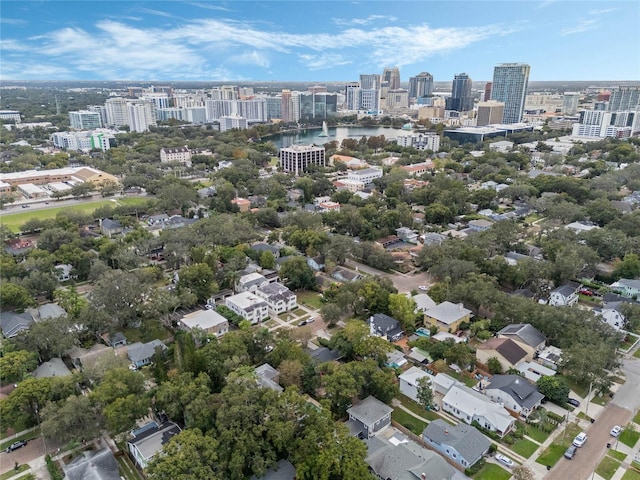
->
[[369, 313, 404, 342], [63, 448, 120, 480], [423, 419, 491, 468], [0, 311, 34, 338]]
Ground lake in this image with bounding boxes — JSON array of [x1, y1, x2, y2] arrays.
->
[[266, 125, 409, 148]]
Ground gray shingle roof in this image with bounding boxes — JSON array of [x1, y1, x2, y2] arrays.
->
[[478, 338, 528, 366], [423, 419, 491, 464], [486, 375, 545, 409], [424, 301, 472, 325], [127, 339, 166, 364], [347, 396, 392, 425], [497, 324, 546, 349], [0, 311, 34, 338], [63, 448, 120, 480]]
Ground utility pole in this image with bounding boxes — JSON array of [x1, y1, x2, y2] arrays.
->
[[584, 380, 593, 418]]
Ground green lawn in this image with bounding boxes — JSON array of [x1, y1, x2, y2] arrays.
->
[[634, 411, 640, 424], [392, 409, 428, 435], [634, 348, 640, 359], [510, 438, 539, 458], [472, 463, 511, 480], [122, 319, 171, 343], [620, 429, 640, 448], [0, 465, 29, 480], [536, 423, 583, 467], [396, 394, 441, 421], [622, 468, 640, 480], [525, 424, 551, 443], [596, 456, 622, 480], [593, 395, 610, 406], [563, 377, 589, 398], [0, 197, 149, 232], [608, 450, 628, 462], [296, 291, 324, 309]]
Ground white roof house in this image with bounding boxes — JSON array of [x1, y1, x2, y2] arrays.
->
[[432, 373, 462, 396], [225, 292, 269, 324], [442, 385, 515, 437], [399, 366, 432, 403], [179, 309, 229, 337]]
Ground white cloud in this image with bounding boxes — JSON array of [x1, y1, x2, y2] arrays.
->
[[186, 2, 232, 12], [332, 14, 396, 27], [0, 16, 516, 79], [0, 18, 28, 25], [588, 8, 616, 15], [138, 8, 174, 18], [299, 53, 352, 70], [561, 19, 597, 36]]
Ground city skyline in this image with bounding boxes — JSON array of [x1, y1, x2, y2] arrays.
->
[[1, 1, 639, 82]]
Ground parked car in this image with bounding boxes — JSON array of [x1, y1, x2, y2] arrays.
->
[[573, 432, 588, 448], [5, 440, 27, 453], [418, 285, 428, 291], [610, 425, 622, 437], [579, 288, 594, 296], [568, 398, 581, 407], [298, 320, 308, 327], [307, 317, 315, 323], [21, 204, 30, 208], [495, 454, 514, 468], [564, 445, 577, 459]]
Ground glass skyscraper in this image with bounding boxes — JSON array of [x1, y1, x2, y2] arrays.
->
[[409, 72, 434, 99], [446, 73, 474, 112], [491, 63, 530, 124]]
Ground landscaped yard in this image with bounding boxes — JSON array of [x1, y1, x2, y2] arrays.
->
[[619, 428, 640, 448], [472, 462, 511, 480], [592, 394, 611, 406], [392, 408, 427, 435], [608, 450, 628, 461], [622, 468, 640, 480], [536, 423, 583, 467], [596, 455, 622, 480], [510, 438, 539, 458], [635, 411, 640, 424], [123, 320, 172, 343], [0, 197, 150, 232], [396, 393, 441, 422], [296, 291, 324, 310], [524, 424, 551, 443]]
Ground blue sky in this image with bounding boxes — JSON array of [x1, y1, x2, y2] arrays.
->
[[1, 1, 639, 82]]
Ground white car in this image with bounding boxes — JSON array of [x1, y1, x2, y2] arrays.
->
[[610, 426, 622, 437], [418, 285, 428, 291], [495, 454, 514, 468], [573, 432, 588, 447]]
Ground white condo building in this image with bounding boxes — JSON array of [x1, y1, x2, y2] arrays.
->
[[279, 145, 326, 176], [396, 133, 440, 151], [69, 110, 102, 130], [128, 101, 156, 133], [105, 98, 130, 127], [219, 115, 248, 132]]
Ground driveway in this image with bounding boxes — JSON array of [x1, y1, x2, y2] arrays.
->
[[544, 404, 632, 480]]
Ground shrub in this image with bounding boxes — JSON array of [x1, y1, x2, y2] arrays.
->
[[465, 458, 486, 476]]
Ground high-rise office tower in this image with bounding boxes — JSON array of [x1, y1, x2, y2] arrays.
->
[[87, 105, 108, 128], [382, 66, 401, 90], [281, 90, 292, 122], [409, 72, 434, 99], [345, 82, 361, 110], [476, 101, 505, 126], [484, 82, 492, 102], [360, 74, 381, 90], [445, 73, 474, 112], [279, 145, 326, 176], [608, 86, 640, 112], [491, 63, 530, 124], [69, 110, 102, 130], [563, 92, 581, 115]]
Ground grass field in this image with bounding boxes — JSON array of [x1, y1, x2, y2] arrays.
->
[[536, 423, 582, 467], [392, 408, 427, 435], [608, 450, 628, 461], [511, 438, 539, 458], [472, 463, 511, 480], [297, 291, 324, 310], [524, 424, 551, 443], [0, 197, 149, 232], [596, 456, 621, 480], [622, 468, 640, 480], [620, 429, 640, 448]]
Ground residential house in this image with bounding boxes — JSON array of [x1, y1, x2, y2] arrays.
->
[[127, 339, 166, 369], [225, 292, 269, 324], [364, 430, 468, 480], [442, 385, 515, 437], [35, 303, 66, 321], [468, 219, 493, 232], [497, 323, 546, 360], [147, 214, 170, 226], [610, 279, 640, 299], [399, 366, 432, 403], [309, 347, 343, 364], [105, 332, 127, 348], [231, 197, 251, 212], [537, 345, 563, 371], [255, 363, 283, 392], [179, 309, 229, 337], [346, 396, 393, 439], [396, 227, 419, 244], [515, 360, 556, 383], [54, 264, 74, 282], [400, 161, 435, 177], [483, 374, 544, 418], [67, 344, 115, 370], [549, 282, 580, 306], [596, 302, 628, 330], [100, 218, 123, 237], [432, 332, 466, 344], [128, 422, 181, 469], [4, 238, 35, 256], [423, 301, 472, 333], [412, 293, 437, 313], [369, 313, 404, 342], [476, 337, 528, 372], [331, 266, 364, 283], [433, 373, 463, 396], [385, 350, 408, 369], [249, 459, 296, 480], [421, 232, 446, 246], [255, 282, 297, 315], [63, 448, 120, 480], [33, 358, 72, 378], [306, 255, 325, 272], [423, 419, 491, 469], [407, 346, 431, 365], [250, 242, 281, 258], [237, 272, 270, 293], [565, 221, 599, 234], [0, 311, 34, 338]]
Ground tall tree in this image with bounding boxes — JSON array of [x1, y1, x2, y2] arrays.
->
[[147, 429, 221, 480]]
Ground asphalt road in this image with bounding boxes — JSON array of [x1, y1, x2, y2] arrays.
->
[[0, 435, 65, 475], [544, 404, 633, 480]]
